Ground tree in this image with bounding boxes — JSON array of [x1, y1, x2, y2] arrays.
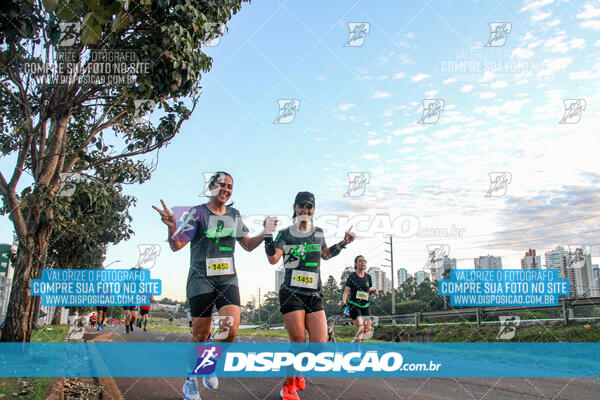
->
[[44, 180, 134, 322], [321, 275, 342, 317], [398, 276, 417, 302], [340, 267, 353, 289], [46, 180, 135, 269], [260, 291, 282, 325], [412, 279, 444, 312], [0, 0, 249, 341]]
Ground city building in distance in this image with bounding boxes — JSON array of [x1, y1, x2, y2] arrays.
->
[[521, 249, 541, 269], [474, 255, 502, 269], [397, 268, 408, 286]]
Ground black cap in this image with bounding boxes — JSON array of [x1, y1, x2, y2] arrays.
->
[[294, 191, 315, 206]]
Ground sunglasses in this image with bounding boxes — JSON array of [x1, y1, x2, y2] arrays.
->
[[297, 203, 314, 210]]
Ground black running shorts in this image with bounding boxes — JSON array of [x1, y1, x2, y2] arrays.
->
[[279, 288, 323, 315], [188, 284, 240, 318], [349, 304, 371, 320], [139, 309, 149, 316]]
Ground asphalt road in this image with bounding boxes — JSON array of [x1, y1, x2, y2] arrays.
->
[[85, 326, 600, 400]]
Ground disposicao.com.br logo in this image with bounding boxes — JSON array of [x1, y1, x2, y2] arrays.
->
[[223, 350, 441, 374]]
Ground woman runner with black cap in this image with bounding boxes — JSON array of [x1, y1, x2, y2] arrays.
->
[[153, 171, 276, 400], [264, 191, 355, 400]]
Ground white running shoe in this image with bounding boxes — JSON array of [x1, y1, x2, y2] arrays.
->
[[202, 375, 219, 390], [183, 376, 201, 400]]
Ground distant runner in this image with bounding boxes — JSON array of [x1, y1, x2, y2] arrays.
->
[[342, 255, 378, 342]]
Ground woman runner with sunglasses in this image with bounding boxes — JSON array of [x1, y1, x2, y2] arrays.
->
[[153, 171, 276, 400], [265, 191, 355, 400]]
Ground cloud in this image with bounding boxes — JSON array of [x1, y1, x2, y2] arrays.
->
[[537, 57, 572, 77], [490, 81, 509, 88], [479, 92, 497, 99], [511, 47, 534, 58], [460, 85, 474, 92], [569, 38, 586, 50], [577, 2, 600, 19], [474, 98, 532, 117], [519, 0, 554, 12], [368, 139, 383, 146], [372, 91, 392, 99], [338, 103, 355, 111], [443, 77, 457, 84], [402, 135, 426, 144], [393, 125, 427, 136], [580, 20, 600, 30], [569, 61, 600, 80], [393, 72, 405, 80], [531, 10, 552, 22], [411, 74, 430, 82], [361, 154, 380, 160], [479, 71, 495, 82], [405, 32, 415, 38]]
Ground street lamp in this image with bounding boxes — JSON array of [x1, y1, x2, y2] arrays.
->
[[104, 260, 122, 268]]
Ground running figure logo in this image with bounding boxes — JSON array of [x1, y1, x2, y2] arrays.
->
[[559, 99, 586, 124], [205, 221, 235, 244], [58, 23, 80, 47], [485, 172, 511, 197], [200, 172, 217, 197], [57, 173, 82, 197], [485, 22, 511, 47], [344, 172, 370, 197], [192, 345, 222, 375], [171, 207, 199, 242], [136, 244, 161, 269], [133, 100, 156, 125], [274, 99, 300, 124], [204, 23, 225, 47], [496, 316, 520, 339], [344, 22, 370, 47], [290, 243, 307, 261], [567, 245, 590, 269], [418, 99, 445, 124]]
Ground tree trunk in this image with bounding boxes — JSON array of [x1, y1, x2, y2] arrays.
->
[[1, 228, 51, 342]]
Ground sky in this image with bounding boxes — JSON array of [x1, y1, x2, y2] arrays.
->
[[2, 0, 600, 305]]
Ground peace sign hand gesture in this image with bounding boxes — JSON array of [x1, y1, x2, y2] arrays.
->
[[152, 199, 176, 231]]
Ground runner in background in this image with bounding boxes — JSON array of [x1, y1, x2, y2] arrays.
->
[[265, 191, 355, 400], [153, 171, 275, 400], [123, 305, 138, 334], [342, 255, 378, 343], [90, 313, 96, 328], [138, 295, 152, 332], [96, 306, 108, 330]]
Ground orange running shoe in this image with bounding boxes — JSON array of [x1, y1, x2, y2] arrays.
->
[[280, 383, 300, 400], [295, 377, 306, 391]]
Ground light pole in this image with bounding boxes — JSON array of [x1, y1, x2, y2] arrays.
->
[[104, 260, 122, 268], [384, 235, 395, 315]]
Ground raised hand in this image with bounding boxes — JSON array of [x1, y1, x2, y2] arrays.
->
[[344, 225, 356, 245], [263, 216, 278, 236], [152, 199, 176, 231]]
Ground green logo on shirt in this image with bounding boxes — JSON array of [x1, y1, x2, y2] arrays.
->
[[205, 225, 235, 244], [290, 242, 321, 261]]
